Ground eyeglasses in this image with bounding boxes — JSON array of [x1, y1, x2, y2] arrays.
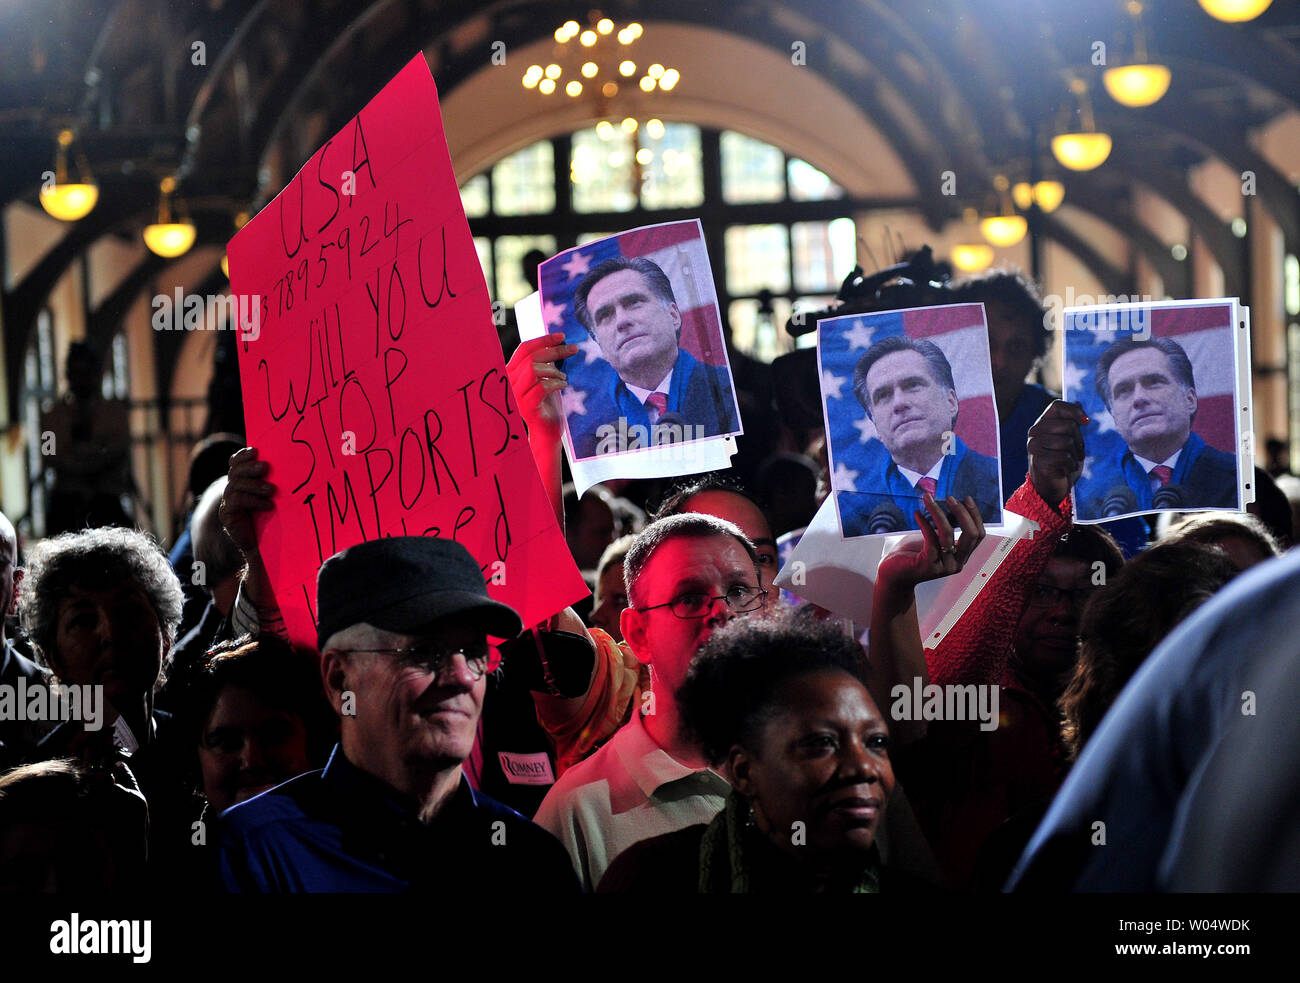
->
[[332, 642, 501, 680], [1028, 582, 1097, 611], [636, 585, 768, 620]]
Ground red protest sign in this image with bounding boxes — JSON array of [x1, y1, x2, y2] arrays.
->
[[227, 54, 585, 648]]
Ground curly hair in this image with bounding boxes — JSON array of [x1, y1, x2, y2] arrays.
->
[[20, 526, 184, 666], [949, 268, 1050, 359], [678, 608, 870, 765], [1060, 541, 1236, 760]]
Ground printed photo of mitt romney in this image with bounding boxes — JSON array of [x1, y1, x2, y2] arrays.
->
[[820, 303, 1003, 537], [1064, 300, 1244, 523], [538, 220, 742, 461]]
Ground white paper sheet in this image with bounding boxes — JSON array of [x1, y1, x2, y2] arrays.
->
[[773, 494, 1036, 647], [1237, 304, 1256, 506]]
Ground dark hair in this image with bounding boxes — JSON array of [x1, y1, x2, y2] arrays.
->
[[1094, 337, 1196, 409], [1061, 541, 1236, 759], [755, 452, 818, 493], [949, 268, 1050, 359], [0, 758, 86, 818], [65, 340, 102, 370], [563, 482, 616, 531], [623, 513, 760, 608], [678, 609, 870, 765], [595, 534, 636, 584], [852, 335, 956, 419], [187, 432, 244, 500], [0, 758, 146, 891], [172, 633, 337, 786], [20, 527, 184, 666], [573, 256, 678, 335], [1248, 466, 1295, 548], [1163, 510, 1282, 565], [1053, 524, 1125, 581], [652, 472, 769, 523]]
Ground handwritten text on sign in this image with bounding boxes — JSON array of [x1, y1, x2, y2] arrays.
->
[[228, 55, 585, 647]]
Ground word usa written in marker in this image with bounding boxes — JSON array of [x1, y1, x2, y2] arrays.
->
[[228, 55, 586, 646]]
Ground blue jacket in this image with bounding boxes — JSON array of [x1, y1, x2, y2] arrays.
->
[[1076, 430, 1238, 519], [837, 434, 1001, 536], [569, 348, 738, 458], [1009, 548, 1300, 891], [219, 745, 580, 893]]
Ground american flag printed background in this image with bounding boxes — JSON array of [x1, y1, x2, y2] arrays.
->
[[1063, 300, 1239, 501], [538, 219, 741, 460], [818, 302, 1001, 498]]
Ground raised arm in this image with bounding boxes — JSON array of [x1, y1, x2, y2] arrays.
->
[[868, 492, 986, 747], [926, 400, 1087, 686], [506, 332, 577, 527], [218, 446, 287, 639]]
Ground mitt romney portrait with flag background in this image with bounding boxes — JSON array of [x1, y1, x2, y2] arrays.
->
[[540, 220, 742, 460], [821, 303, 1003, 537]]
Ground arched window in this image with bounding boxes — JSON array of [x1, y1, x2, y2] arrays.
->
[[462, 125, 855, 361]]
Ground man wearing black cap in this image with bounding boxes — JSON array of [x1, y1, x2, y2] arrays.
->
[[217, 535, 580, 893]]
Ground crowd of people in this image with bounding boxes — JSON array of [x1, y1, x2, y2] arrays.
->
[[2, 268, 1297, 894]]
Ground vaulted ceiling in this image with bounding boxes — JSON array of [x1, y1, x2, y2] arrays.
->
[[3, 0, 1298, 417]]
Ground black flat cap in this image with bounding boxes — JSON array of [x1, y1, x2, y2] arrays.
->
[[315, 537, 522, 649]]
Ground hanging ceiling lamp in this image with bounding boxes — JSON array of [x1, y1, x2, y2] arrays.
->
[[980, 175, 1028, 248], [1052, 79, 1112, 171], [1104, 64, 1171, 107], [1103, 3, 1171, 108], [1012, 179, 1066, 213], [39, 129, 99, 222], [1197, 0, 1272, 22], [524, 18, 674, 138], [951, 244, 994, 273], [143, 176, 196, 258]]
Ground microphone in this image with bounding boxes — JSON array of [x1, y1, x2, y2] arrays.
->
[[1102, 485, 1138, 517], [1152, 483, 1186, 510], [867, 501, 907, 534]]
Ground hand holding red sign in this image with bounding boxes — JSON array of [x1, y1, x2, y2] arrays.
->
[[226, 55, 585, 647]]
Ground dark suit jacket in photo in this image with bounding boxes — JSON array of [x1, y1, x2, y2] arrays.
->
[[1076, 430, 1239, 519], [837, 435, 1002, 536], [569, 348, 739, 458]]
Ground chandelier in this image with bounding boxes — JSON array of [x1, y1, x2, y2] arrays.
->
[[522, 17, 680, 133]]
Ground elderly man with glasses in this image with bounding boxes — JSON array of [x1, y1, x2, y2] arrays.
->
[[534, 512, 768, 890], [217, 536, 579, 893]]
